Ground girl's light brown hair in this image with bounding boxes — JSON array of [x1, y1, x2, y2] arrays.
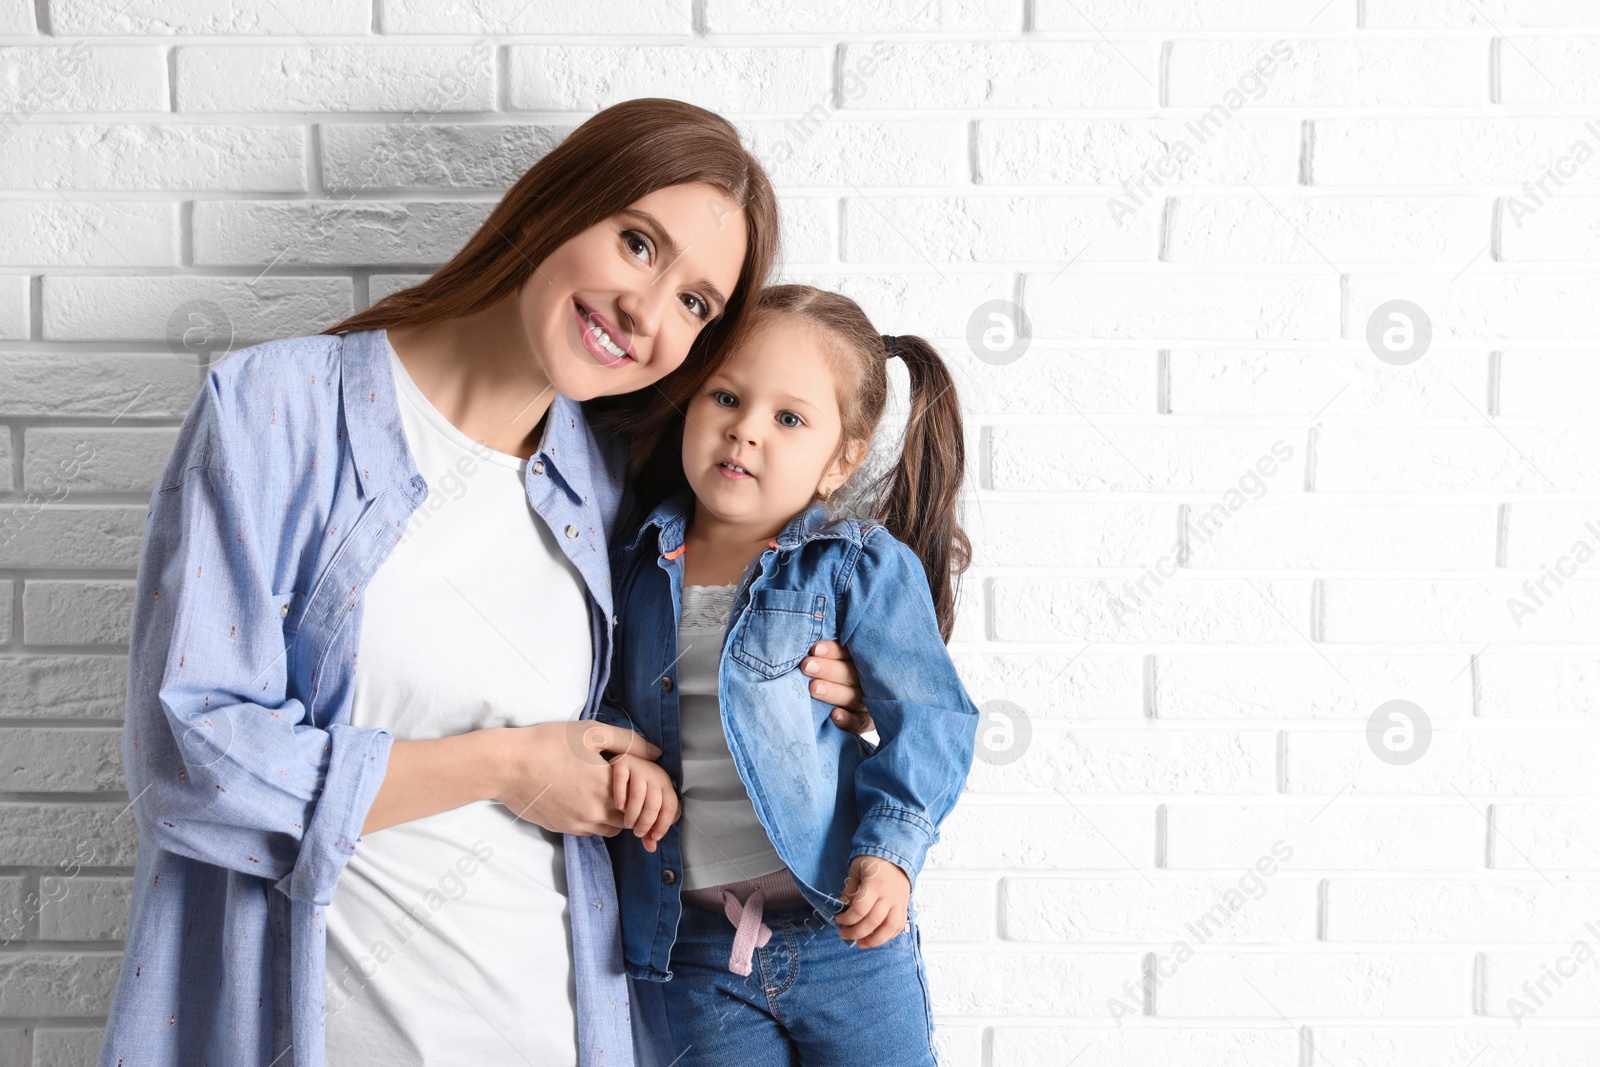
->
[[752, 284, 972, 643], [322, 98, 779, 490]]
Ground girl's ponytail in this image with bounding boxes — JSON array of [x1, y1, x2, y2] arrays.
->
[[874, 334, 971, 643]]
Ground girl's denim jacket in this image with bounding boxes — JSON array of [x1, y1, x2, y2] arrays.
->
[[598, 487, 980, 982]]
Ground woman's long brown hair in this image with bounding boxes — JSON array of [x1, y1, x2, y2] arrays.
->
[[745, 285, 972, 643], [322, 98, 779, 503]]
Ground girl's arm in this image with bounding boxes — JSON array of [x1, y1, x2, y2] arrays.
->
[[835, 528, 981, 884]]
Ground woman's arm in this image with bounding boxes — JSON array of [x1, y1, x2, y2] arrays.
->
[[361, 721, 662, 836], [125, 383, 397, 908], [360, 733, 490, 834]]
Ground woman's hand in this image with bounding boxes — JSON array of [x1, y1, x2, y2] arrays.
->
[[803, 639, 875, 735], [488, 721, 664, 837]]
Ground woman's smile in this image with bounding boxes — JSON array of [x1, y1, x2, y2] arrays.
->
[[572, 298, 637, 367]]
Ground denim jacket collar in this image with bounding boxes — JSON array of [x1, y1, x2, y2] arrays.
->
[[342, 327, 598, 507], [624, 486, 868, 556]]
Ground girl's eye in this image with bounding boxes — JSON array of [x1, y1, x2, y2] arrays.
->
[[622, 229, 652, 263], [711, 390, 736, 407], [777, 411, 804, 429], [682, 293, 711, 321]]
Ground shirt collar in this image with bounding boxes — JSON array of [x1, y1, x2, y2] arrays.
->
[[531, 390, 604, 508], [340, 327, 600, 506], [625, 486, 862, 556], [340, 328, 421, 498]]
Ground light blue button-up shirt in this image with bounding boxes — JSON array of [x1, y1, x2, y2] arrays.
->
[[100, 328, 673, 1067]]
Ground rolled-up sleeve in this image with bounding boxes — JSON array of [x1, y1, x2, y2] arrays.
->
[[124, 374, 394, 906], [837, 529, 980, 883]]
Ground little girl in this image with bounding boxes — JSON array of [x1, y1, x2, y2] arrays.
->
[[596, 284, 980, 1066]]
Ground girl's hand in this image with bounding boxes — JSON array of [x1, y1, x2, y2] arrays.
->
[[487, 722, 662, 838], [609, 753, 682, 853], [835, 854, 911, 948], [803, 640, 876, 735]]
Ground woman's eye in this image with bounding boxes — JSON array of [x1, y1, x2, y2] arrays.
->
[[682, 293, 711, 321], [777, 411, 804, 429], [622, 229, 652, 263]]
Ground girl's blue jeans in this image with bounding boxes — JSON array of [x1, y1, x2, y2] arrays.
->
[[659, 899, 939, 1066]]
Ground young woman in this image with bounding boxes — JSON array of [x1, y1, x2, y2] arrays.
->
[[100, 100, 876, 1067]]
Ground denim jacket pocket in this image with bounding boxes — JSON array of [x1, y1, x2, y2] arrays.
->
[[729, 588, 827, 679]]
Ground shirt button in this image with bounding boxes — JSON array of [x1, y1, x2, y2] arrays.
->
[[565, 524, 579, 538], [279, 603, 290, 618], [660, 676, 674, 693], [611, 614, 619, 626], [662, 868, 677, 885], [532, 460, 545, 475]]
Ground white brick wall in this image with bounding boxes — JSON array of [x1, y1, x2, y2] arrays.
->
[[2, 3, 1599, 1065]]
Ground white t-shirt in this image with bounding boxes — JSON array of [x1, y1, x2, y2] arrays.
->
[[323, 340, 592, 1065]]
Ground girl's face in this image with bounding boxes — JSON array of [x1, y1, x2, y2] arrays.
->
[[682, 317, 860, 533], [518, 182, 748, 401]]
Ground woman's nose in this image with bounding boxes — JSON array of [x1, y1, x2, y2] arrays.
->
[[617, 284, 669, 338]]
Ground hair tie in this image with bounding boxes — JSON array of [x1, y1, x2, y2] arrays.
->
[[882, 334, 901, 360]]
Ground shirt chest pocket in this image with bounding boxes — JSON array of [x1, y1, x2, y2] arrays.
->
[[729, 589, 828, 679]]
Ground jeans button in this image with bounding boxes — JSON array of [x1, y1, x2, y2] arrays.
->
[[660, 676, 674, 693], [662, 868, 676, 885]]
